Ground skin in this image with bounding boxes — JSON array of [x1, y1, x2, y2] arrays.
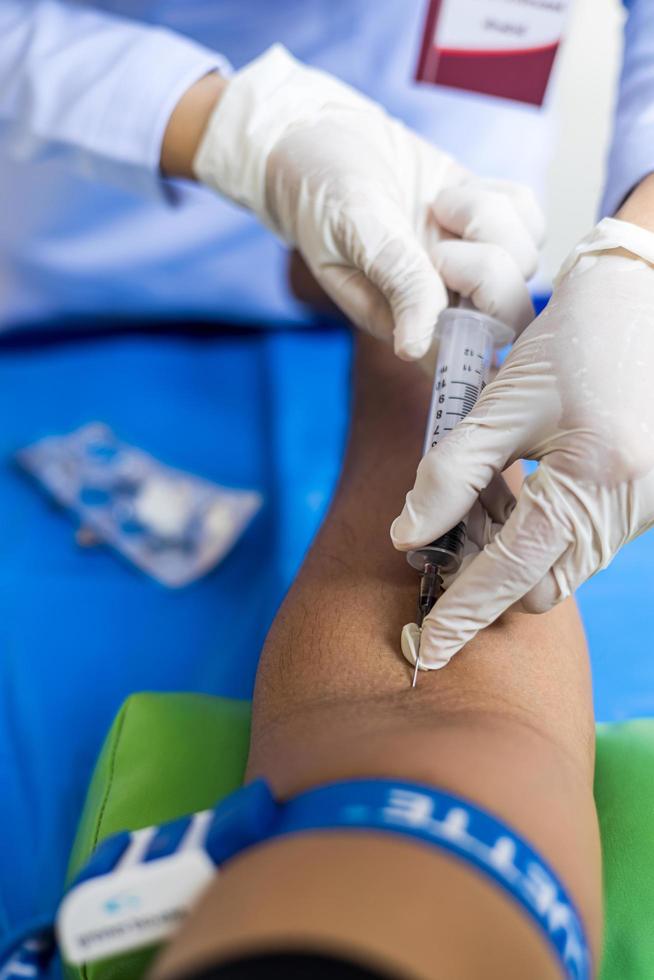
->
[[152, 333, 602, 980], [161, 73, 227, 179], [616, 171, 654, 231]]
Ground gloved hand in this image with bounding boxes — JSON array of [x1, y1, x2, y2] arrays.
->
[[392, 217, 654, 669], [193, 45, 543, 360]]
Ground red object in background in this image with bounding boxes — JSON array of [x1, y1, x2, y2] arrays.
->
[[416, 0, 563, 107]]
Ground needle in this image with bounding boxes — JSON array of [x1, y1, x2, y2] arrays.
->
[[411, 562, 442, 689], [411, 651, 420, 688]]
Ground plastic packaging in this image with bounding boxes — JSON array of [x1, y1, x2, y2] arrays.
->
[[17, 423, 262, 587]]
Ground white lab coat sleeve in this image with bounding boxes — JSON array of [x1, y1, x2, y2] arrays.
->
[[0, 0, 229, 196], [602, 0, 654, 215]]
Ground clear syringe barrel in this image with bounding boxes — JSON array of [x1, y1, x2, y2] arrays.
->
[[406, 304, 514, 575]]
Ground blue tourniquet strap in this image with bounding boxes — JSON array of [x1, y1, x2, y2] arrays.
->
[[205, 779, 591, 980], [6, 778, 591, 980]]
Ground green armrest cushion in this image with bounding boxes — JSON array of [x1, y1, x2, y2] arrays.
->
[[595, 720, 654, 980], [64, 696, 654, 980], [64, 693, 250, 980]]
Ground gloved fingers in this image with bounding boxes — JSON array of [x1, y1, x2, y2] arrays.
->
[[465, 500, 497, 550], [479, 473, 516, 526], [432, 182, 541, 280], [331, 208, 450, 359], [441, 477, 517, 585], [316, 263, 395, 343], [476, 179, 546, 247], [391, 384, 532, 550], [517, 564, 569, 614], [429, 239, 535, 336], [439, 503, 505, 590], [516, 503, 596, 614], [406, 129, 471, 204], [439, 478, 515, 589], [417, 474, 569, 669]]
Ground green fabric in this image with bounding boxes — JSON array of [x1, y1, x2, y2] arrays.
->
[[64, 692, 251, 980], [64, 696, 654, 980], [595, 720, 654, 980]]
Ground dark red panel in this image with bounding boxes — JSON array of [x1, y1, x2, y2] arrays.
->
[[419, 43, 559, 107]]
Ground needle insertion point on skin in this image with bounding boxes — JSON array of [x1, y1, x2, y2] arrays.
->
[[401, 622, 422, 687]]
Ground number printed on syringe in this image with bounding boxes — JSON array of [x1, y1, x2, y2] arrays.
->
[[430, 348, 485, 447]]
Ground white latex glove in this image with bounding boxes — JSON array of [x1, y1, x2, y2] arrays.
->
[[194, 45, 543, 359], [392, 217, 654, 670]]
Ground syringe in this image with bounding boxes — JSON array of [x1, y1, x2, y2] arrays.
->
[[408, 300, 515, 687]]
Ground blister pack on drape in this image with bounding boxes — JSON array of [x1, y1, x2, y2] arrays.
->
[[17, 423, 262, 587]]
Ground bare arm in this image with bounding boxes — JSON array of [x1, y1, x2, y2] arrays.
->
[[161, 73, 227, 179], [617, 172, 654, 229], [155, 334, 601, 980]]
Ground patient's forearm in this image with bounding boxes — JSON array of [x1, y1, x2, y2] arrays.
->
[[250, 336, 595, 785], [251, 333, 427, 714]]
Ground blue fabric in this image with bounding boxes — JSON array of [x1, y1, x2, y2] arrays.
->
[[0, 325, 351, 953], [0, 927, 55, 980]]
